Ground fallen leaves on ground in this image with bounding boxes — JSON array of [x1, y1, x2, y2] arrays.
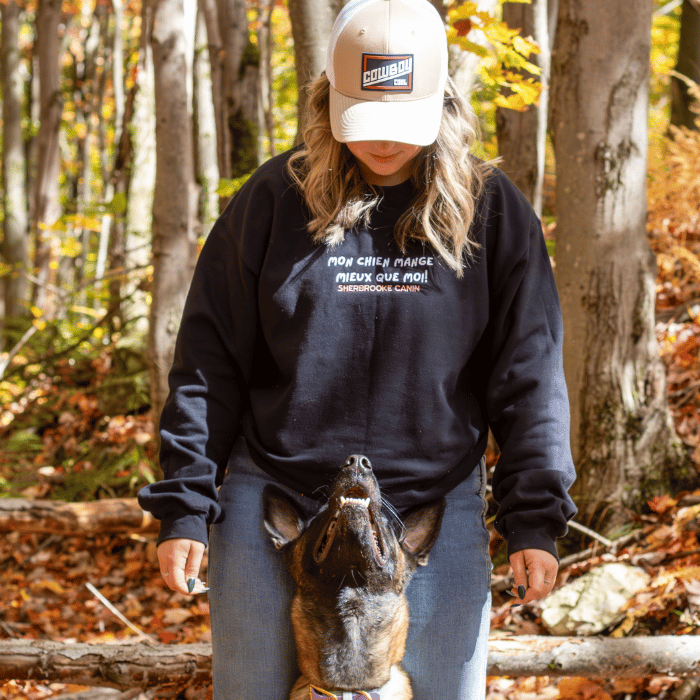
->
[[0, 531, 211, 699]]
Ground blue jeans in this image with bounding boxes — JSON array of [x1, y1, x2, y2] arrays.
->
[[208, 439, 491, 700]]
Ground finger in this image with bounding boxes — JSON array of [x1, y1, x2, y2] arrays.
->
[[158, 540, 197, 594], [509, 550, 528, 599], [521, 549, 559, 604], [522, 554, 547, 603], [157, 540, 180, 591], [170, 543, 194, 594], [184, 541, 206, 594]]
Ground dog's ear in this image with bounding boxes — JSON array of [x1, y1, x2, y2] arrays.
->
[[263, 485, 306, 550], [401, 499, 445, 566]]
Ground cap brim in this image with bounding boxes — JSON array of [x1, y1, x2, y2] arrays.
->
[[329, 86, 443, 146]]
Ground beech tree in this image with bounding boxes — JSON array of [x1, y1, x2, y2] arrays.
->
[[199, 0, 227, 191], [216, 0, 262, 179], [148, 0, 199, 423], [1, 0, 30, 329], [33, 0, 63, 314], [495, 0, 555, 215], [258, 0, 277, 157], [125, 0, 156, 340], [551, 0, 694, 523], [287, 0, 341, 134], [194, 3, 220, 229], [670, 0, 700, 130]]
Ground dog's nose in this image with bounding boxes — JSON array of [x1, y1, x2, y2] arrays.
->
[[344, 454, 372, 473]]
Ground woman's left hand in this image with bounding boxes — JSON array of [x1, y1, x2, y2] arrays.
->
[[509, 548, 558, 603]]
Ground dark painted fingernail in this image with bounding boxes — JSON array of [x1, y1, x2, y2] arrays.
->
[[518, 585, 526, 600], [504, 590, 517, 598], [187, 578, 195, 593]]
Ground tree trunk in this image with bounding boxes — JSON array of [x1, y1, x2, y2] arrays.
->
[[194, 2, 221, 230], [125, 0, 156, 341], [670, 0, 700, 130], [551, 0, 694, 525], [149, 0, 199, 426], [111, 0, 126, 148], [216, 0, 261, 179], [28, 49, 40, 236], [1, 637, 699, 686], [1, 0, 30, 330], [107, 81, 137, 337], [75, 0, 100, 304], [496, 0, 553, 216], [96, 4, 113, 299], [199, 0, 228, 206], [287, 0, 337, 136], [99, 0, 131, 336], [0, 498, 158, 535], [258, 0, 277, 159], [234, 36, 262, 174], [33, 0, 63, 315]]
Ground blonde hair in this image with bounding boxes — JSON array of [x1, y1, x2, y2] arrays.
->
[[287, 73, 492, 277]]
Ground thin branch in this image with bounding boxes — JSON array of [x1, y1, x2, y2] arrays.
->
[[20, 263, 150, 301], [85, 582, 156, 643], [1, 299, 122, 380], [558, 530, 645, 570], [567, 520, 614, 548], [653, 0, 683, 17], [0, 325, 38, 379]]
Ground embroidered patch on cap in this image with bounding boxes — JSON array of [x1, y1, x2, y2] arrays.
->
[[361, 53, 413, 91]]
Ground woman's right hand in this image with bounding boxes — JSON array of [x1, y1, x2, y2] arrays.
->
[[157, 538, 207, 594]]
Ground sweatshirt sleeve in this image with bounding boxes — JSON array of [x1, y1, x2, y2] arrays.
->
[[137, 174, 274, 546], [484, 172, 577, 560]]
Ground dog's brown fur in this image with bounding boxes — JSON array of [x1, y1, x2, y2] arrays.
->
[[263, 455, 444, 700]]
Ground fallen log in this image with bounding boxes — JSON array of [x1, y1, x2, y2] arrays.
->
[[1, 636, 699, 686], [0, 640, 210, 687], [487, 635, 700, 678], [47, 689, 149, 700], [0, 498, 158, 535]]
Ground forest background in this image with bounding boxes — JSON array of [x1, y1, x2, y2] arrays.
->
[[1, 0, 700, 698]]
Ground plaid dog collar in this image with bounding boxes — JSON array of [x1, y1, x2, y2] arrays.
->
[[310, 685, 380, 700]]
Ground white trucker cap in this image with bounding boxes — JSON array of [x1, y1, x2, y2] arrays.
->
[[326, 0, 449, 146]]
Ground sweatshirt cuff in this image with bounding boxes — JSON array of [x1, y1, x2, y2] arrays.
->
[[156, 512, 210, 547], [505, 524, 560, 562]]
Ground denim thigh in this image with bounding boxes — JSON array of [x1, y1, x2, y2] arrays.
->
[[402, 459, 492, 699], [208, 440, 491, 700]]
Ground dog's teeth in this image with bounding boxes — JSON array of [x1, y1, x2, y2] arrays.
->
[[340, 496, 370, 508]]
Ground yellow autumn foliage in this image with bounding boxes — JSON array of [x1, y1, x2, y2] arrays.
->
[[447, 0, 543, 112], [648, 84, 700, 237]]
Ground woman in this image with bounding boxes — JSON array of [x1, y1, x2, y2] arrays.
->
[[138, 0, 577, 697]]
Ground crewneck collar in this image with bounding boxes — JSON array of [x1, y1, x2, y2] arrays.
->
[[371, 179, 414, 209]]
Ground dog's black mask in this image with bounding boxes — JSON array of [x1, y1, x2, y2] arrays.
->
[[263, 455, 445, 595]]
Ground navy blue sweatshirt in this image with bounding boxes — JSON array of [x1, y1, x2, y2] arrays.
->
[[137, 149, 576, 559]]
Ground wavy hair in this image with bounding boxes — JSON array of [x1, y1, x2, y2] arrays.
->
[[287, 73, 493, 277]]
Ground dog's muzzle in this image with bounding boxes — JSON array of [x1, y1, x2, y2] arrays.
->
[[310, 685, 380, 700]]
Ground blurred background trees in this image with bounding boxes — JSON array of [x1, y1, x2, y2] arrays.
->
[[0, 0, 698, 529]]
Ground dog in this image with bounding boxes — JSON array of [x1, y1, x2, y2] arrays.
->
[[263, 454, 445, 700]]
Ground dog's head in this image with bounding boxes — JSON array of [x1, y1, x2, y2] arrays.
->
[[263, 454, 445, 596]]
